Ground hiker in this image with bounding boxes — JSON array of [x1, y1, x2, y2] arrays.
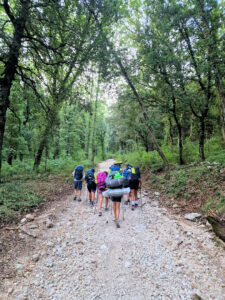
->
[[123, 164, 132, 205], [130, 166, 142, 210], [85, 168, 97, 206], [72, 165, 84, 202], [96, 171, 109, 216], [105, 169, 126, 228]]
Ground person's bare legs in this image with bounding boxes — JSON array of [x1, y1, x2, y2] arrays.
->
[[115, 202, 120, 219], [105, 197, 109, 209], [113, 202, 117, 219], [113, 201, 120, 228], [113, 202, 120, 219], [134, 189, 138, 200], [77, 189, 81, 199], [131, 189, 135, 209], [98, 193, 103, 212], [88, 191, 91, 201], [91, 191, 95, 202], [134, 189, 138, 207]]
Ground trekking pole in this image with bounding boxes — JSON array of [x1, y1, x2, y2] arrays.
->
[[140, 187, 143, 213], [94, 190, 98, 213], [106, 196, 110, 224], [86, 189, 88, 207], [110, 196, 113, 216], [122, 195, 125, 221]]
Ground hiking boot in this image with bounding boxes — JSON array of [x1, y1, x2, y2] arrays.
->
[[124, 199, 130, 205], [105, 207, 109, 211], [78, 198, 82, 202], [131, 205, 135, 211], [73, 196, 77, 201], [115, 219, 120, 228], [98, 211, 102, 216]]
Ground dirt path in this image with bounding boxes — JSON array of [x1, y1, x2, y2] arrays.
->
[[1, 159, 225, 299]]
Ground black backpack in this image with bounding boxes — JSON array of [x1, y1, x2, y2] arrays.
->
[[130, 166, 140, 181], [86, 169, 95, 184]]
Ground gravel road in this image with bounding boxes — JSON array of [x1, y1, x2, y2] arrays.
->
[[1, 159, 225, 300]]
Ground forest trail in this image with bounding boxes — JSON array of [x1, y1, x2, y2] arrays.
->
[[1, 159, 225, 300]]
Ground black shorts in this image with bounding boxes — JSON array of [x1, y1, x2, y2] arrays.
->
[[111, 196, 122, 203], [87, 182, 96, 193], [130, 180, 139, 190]]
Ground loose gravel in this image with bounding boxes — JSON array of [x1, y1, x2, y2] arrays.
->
[[1, 159, 225, 300]]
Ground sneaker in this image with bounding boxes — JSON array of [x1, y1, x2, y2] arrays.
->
[[105, 207, 109, 211], [73, 196, 77, 201], [90, 201, 94, 206], [135, 203, 138, 208], [98, 211, 102, 216], [115, 219, 120, 228], [78, 198, 82, 202], [124, 200, 130, 205], [131, 205, 135, 211]]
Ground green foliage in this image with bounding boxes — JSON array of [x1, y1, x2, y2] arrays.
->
[[203, 194, 225, 214], [118, 149, 162, 171], [165, 170, 188, 197], [0, 183, 44, 222]]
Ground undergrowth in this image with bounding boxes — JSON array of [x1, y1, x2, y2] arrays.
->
[[0, 182, 44, 223], [149, 163, 224, 214], [0, 155, 101, 223]]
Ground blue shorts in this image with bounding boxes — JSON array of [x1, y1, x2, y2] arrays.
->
[[74, 180, 82, 190]]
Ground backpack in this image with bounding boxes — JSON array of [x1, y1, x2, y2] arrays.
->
[[86, 169, 95, 184], [109, 164, 121, 172], [130, 166, 140, 181], [105, 171, 125, 188], [123, 168, 131, 186], [97, 172, 107, 190], [74, 165, 83, 180]]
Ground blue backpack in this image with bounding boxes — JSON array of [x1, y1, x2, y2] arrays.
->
[[110, 165, 120, 172], [74, 165, 83, 180], [123, 165, 132, 185]]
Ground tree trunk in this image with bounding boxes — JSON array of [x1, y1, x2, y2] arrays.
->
[[0, 1, 29, 178], [85, 113, 92, 159], [7, 152, 13, 165], [101, 139, 105, 160], [168, 117, 174, 144], [19, 152, 23, 161], [199, 117, 205, 161], [33, 126, 50, 170], [53, 146, 59, 160], [216, 75, 225, 145], [91, 77, 99, 165], [171, 97, 184, 165]]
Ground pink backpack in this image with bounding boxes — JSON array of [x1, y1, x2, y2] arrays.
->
[[97, 172, 107, 190]]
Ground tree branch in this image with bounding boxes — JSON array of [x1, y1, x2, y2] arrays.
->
[[3, 0, 15, 25]]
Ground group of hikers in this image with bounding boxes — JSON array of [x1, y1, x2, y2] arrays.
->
[[72, 163, 142, 228]]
